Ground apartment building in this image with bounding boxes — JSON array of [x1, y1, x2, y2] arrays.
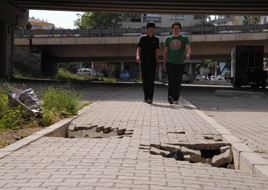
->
[[28, 17, 55, 30], [121, 14, 206, 28]]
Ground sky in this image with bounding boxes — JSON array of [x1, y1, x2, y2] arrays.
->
[[29, 10, 84, 29], [29, 10, 218, 29]]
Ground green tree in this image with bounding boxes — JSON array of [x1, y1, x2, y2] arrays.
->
[[243, 16, 261, 25], [74, 12, 122, 29]]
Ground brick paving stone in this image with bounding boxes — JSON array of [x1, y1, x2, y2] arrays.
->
[[0, 85, 267, 189]]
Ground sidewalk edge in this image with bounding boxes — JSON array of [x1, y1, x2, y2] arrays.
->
[[0, 103, 93, 159], [181, 97, 268, 178]]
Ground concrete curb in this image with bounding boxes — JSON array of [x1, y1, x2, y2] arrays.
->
[[181, 97, 268, 178], [215, 90, 265, 98], [0, 103, 93, 159]]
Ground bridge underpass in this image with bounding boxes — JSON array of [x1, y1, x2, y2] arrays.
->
[[1, 0, 268, 77], [13, 32, 268, 78]]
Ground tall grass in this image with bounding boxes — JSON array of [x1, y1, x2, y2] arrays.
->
[[57, 68, 97, 81], [0, 82, 82, 129], [42, 87, 80, 117]]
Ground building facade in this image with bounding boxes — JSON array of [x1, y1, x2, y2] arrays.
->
[[121, 14, 206, 28], [28, 17, 55, 30]]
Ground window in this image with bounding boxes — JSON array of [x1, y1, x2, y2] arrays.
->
[[170, 15, 185, 20], [32, 25, 40, 28]]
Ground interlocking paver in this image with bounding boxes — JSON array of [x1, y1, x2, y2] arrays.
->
[[0, 84, 268, 189]]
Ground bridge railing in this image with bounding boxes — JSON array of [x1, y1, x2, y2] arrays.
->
[[14, 24, 268, 38]]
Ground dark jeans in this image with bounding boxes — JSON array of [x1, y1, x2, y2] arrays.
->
[[167, 63, 185, 101], [141, 62, 157, 100]]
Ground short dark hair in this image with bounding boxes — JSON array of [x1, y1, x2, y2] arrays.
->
[[172, 22, 181, 29], [147, 21, 156, 29]]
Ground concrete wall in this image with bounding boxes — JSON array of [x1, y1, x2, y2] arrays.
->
[[14, 46, 42, 77]]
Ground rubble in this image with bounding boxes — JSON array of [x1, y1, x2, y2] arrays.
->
[[67, 122, 131, 139], [212, 149, 233, 167], [146, 142, 234, 169]]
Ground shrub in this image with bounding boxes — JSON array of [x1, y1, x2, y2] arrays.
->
[[0, 84, 23, 130]]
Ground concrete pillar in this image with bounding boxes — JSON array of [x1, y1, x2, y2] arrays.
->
[[189, 63, 193, 75], [0, 21, 13, 78], [215, 63, 218, 76], [120, 62, 124, 71], [0, 1, 28, 78], [158, 62, 163, 80], [41, 52, 58, 77], [91, 62, 95, 70]]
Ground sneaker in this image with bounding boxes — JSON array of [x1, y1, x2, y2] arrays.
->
[[168, 96, 174, 104], [174, 101, 179, 105], [143, 99, 147, 103], [147, 99, 153, 104]]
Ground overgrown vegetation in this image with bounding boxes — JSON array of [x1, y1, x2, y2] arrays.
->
[[57, 68, 117, 82], [0, 82, 82, 130]]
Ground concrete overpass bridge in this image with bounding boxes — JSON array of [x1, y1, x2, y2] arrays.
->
[[1, 0, 268, 77], [15, 31, 268, 60], [14, 29, 268, 77]]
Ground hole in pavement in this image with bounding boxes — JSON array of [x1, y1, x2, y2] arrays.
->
[[167, 131, 186, 134], [141, 143, 234, 169], [66, 123, 133, 139]]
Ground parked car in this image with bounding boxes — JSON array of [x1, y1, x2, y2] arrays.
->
[[119, 70, 130, 79], [77, 68, 96, 76]]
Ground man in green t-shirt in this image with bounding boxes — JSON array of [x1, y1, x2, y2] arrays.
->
[[163, 22, 191, 105]]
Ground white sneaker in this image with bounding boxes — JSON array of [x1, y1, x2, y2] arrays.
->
[[174, 101, 179, 105]]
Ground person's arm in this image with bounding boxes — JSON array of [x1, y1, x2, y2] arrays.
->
[[136, 47, 141, 63], [186, 44, 191, 60], [155, 49, 159, 70], [163, 46, 168, 73]]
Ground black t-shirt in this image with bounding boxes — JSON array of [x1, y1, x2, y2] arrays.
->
[[138, 35, 160, 63]]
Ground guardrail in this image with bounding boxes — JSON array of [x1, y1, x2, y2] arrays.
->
[[14, 24, 268, 38]]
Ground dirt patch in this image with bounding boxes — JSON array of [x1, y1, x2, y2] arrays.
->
[[0, 127, 44, 149]]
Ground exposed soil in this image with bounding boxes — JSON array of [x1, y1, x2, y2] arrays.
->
[[0, 127, 44, 149]]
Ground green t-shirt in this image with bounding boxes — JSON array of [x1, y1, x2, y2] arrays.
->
[[164, 35, 190, 64]]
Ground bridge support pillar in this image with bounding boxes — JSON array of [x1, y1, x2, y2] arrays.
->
[[41, 53, 58, 77], [0, 0, 28, 78], [120, 62, 124, 71], [158, 62, 163, 80], [0, 21, 13, 78]]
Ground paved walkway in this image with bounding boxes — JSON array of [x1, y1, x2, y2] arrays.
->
[[0, 84, 268, 189], [182, 86, 268, 162]]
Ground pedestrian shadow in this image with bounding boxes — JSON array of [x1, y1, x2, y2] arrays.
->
[[151, 103, 197, 110]]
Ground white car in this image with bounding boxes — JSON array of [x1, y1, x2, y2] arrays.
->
[[77, 68, 96, 76]]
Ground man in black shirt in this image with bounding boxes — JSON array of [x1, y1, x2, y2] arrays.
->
[[136, 22, 160, 104]]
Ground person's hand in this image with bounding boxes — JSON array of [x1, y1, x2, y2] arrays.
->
[[163, 64, 167, 73], [136, 56, 140, 63], [186, 54, 191, 60]]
